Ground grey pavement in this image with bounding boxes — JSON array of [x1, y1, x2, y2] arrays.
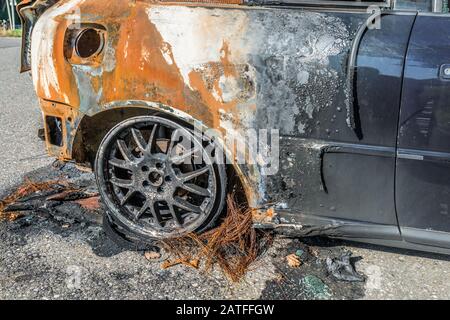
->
[[0, 37, 53, 190]]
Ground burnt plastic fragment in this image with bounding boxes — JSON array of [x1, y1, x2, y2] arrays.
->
[[326, 251, 365, 282]]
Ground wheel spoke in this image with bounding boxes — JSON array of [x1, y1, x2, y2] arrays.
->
[[181, 183, 210, 197], [168, 129, 183, 156], [173, 197, 201, 213], [136, 200, 150, 219], [178, 166, 210, 182], [148, 203, 163, 227], [110, 177, 133, 189], [131, 128, 148, 153], [117, 139, 134, 162], [120, 189, 136, 206], [109, 158, 131, 170], [170, 147, 201, 165], [168, 204, 183, 226], [146, 124, 158, 154]]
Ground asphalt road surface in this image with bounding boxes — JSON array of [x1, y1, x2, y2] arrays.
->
[[0, 38, 53, 190], [1, 37, 450, 300]]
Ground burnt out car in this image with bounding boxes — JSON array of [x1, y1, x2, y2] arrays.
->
[[17, 0, 450, 254]]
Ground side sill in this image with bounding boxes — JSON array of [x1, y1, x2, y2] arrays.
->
[[335, 237, 450, 256], [254, 211, 402, 240], [402, 227, 450, 250]]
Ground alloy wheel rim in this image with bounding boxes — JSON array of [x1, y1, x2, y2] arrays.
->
[[98, 117, 218, 238]]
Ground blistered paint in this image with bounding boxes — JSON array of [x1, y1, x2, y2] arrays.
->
[[31, 0, 85, 104]]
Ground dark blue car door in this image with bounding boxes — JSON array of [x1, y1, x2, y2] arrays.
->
[[397, 14, 450, 248]]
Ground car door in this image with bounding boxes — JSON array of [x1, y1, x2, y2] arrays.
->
[[264, 12, 415, 239], [397, 14, 450, 248]]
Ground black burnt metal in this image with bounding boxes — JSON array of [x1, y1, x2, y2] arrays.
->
[[101, 117, 217, 235]]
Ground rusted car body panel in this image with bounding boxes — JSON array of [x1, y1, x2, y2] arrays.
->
[[20, 0, 370, 214]]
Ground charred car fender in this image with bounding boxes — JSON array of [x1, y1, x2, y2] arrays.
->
[[28, 0, 368, 133], [52, 98, 264, 209], [26, 0, 371, 213]]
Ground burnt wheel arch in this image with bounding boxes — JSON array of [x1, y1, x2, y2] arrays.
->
[[71, 106, 250, 189], [72, 107, 158, 166]]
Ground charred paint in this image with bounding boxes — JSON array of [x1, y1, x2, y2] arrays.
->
[[23, 0, 369, 209]]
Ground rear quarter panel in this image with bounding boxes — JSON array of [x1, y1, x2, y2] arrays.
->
[[31, 0, 368, 208]]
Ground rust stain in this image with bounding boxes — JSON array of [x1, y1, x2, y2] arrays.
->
[[32, 0, 249, 140], [100, 3, 218, 125], [34, 20, 79, 107], [40, 99, 80, 160], [26, 0, 258, 207], [90, 75, 102, 93], [220, 41, 237, 78], [75, 196, 101, 210], [252, 207, 276, 224], [188, 70, 237, 130]]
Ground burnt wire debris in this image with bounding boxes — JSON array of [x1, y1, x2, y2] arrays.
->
[[0, 162, 102, 226], [160, 194, 273, 282], [0, 179, 100, 222]]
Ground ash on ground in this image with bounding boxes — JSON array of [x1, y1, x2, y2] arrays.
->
[[0, 162, 366, 299]]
